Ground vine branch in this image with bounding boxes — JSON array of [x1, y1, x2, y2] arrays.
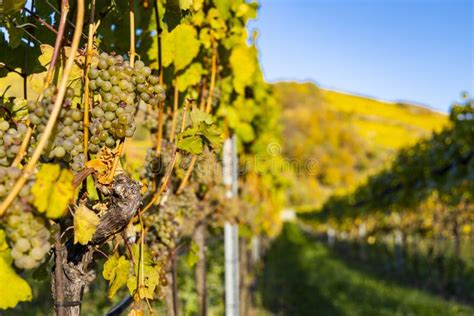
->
[[45, 0, 70, 86], [205, 38, 217, 113], [107, 0, 135, 182], [83, 0, 96, 162], [153, 0, 164, 155], [169, 78, 179, 143]]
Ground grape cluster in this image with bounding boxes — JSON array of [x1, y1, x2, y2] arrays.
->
[[7, 207, 51, 270], [145, 207, 179, 261], [87, 52, 165, 153], [193, 148, 222, 186], [145, 189, 198, 262], [28, 86, 85, 172], [0, 167, 51, 270], [0, 120, 28, 166]]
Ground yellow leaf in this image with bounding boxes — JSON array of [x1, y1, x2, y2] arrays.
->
[[38, 44, 54, 67], [463, 224, 471, 234], [103, 254, 130, 298], [127, 265, 159, 299], [47, 169, 75, 218], [32, 164, 75, 219], [74, 204, 100, 245], [87, 148, 117, 185], [0, 258, 32, 309], [128, 308, 144, 316], [230, 45, 257, 94], [31, 164, 61, 213], [162, 24, 201, 71], [34, 45, 82, 104], [85, 159, 108, 173]]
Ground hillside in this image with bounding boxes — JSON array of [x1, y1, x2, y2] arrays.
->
[[275, 82, 448, 209], [321, 89, 447, 150]]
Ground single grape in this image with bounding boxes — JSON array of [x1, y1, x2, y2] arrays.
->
[[98, 59, 108, 70], [101, 81, 112, 91], [89, 80, 97, 90], [0, 121, 10, 131], [15, 238, 31, 253], [54, 146, 66, 158], [92, 107, 104, 118], [148, 75, 159, 85], [105, 112, 115, 121], [30, 247, 46, 260], [134, 60, 145, 69], [89, 67, 99, 79]]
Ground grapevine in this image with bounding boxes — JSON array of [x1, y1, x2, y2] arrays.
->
[[0, 0, 284, 315]]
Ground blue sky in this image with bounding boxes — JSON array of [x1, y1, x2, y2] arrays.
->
[[249, 0, 473, 112]]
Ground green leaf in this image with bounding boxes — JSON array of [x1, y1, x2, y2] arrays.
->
[[221, 106, 240, 128], [230, 45, 257, 94], [32, 257, 50, 281], [2, 0, 26, 16], [178, 63, 203, 92], [162, 24, 200, 71], [235, 122, 255, 143], [0, 258, 32, 309], [179, 125, 200, 138], [86, 176, 99, 201], [103, 255, 131, 299], [31, 164, 75, 219], [0, 32, 45, 78], [178, 135, 203, 155], [74, 205, 100, 245], [163, 0, 182, 31], [202, 125, 223, 149], [190, 108, 214, 125], [5, 21, 23, 48], [185, 241, 200, 268]]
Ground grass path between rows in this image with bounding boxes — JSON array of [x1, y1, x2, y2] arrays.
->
[[258, 223, 474, 316]]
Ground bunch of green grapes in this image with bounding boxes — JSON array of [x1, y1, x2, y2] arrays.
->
[[87, 52, 165, 153], [0, 120, 28, 166], [145, 188, 198, 259], [193, 148, 222, 186], [28, 86, 85, 172], [169, 186, 198, 218], [0, 167, 51, 270], [145, 206, 179, 261]]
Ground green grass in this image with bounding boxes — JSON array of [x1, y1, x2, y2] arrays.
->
[[259, 223, 474, 316]]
